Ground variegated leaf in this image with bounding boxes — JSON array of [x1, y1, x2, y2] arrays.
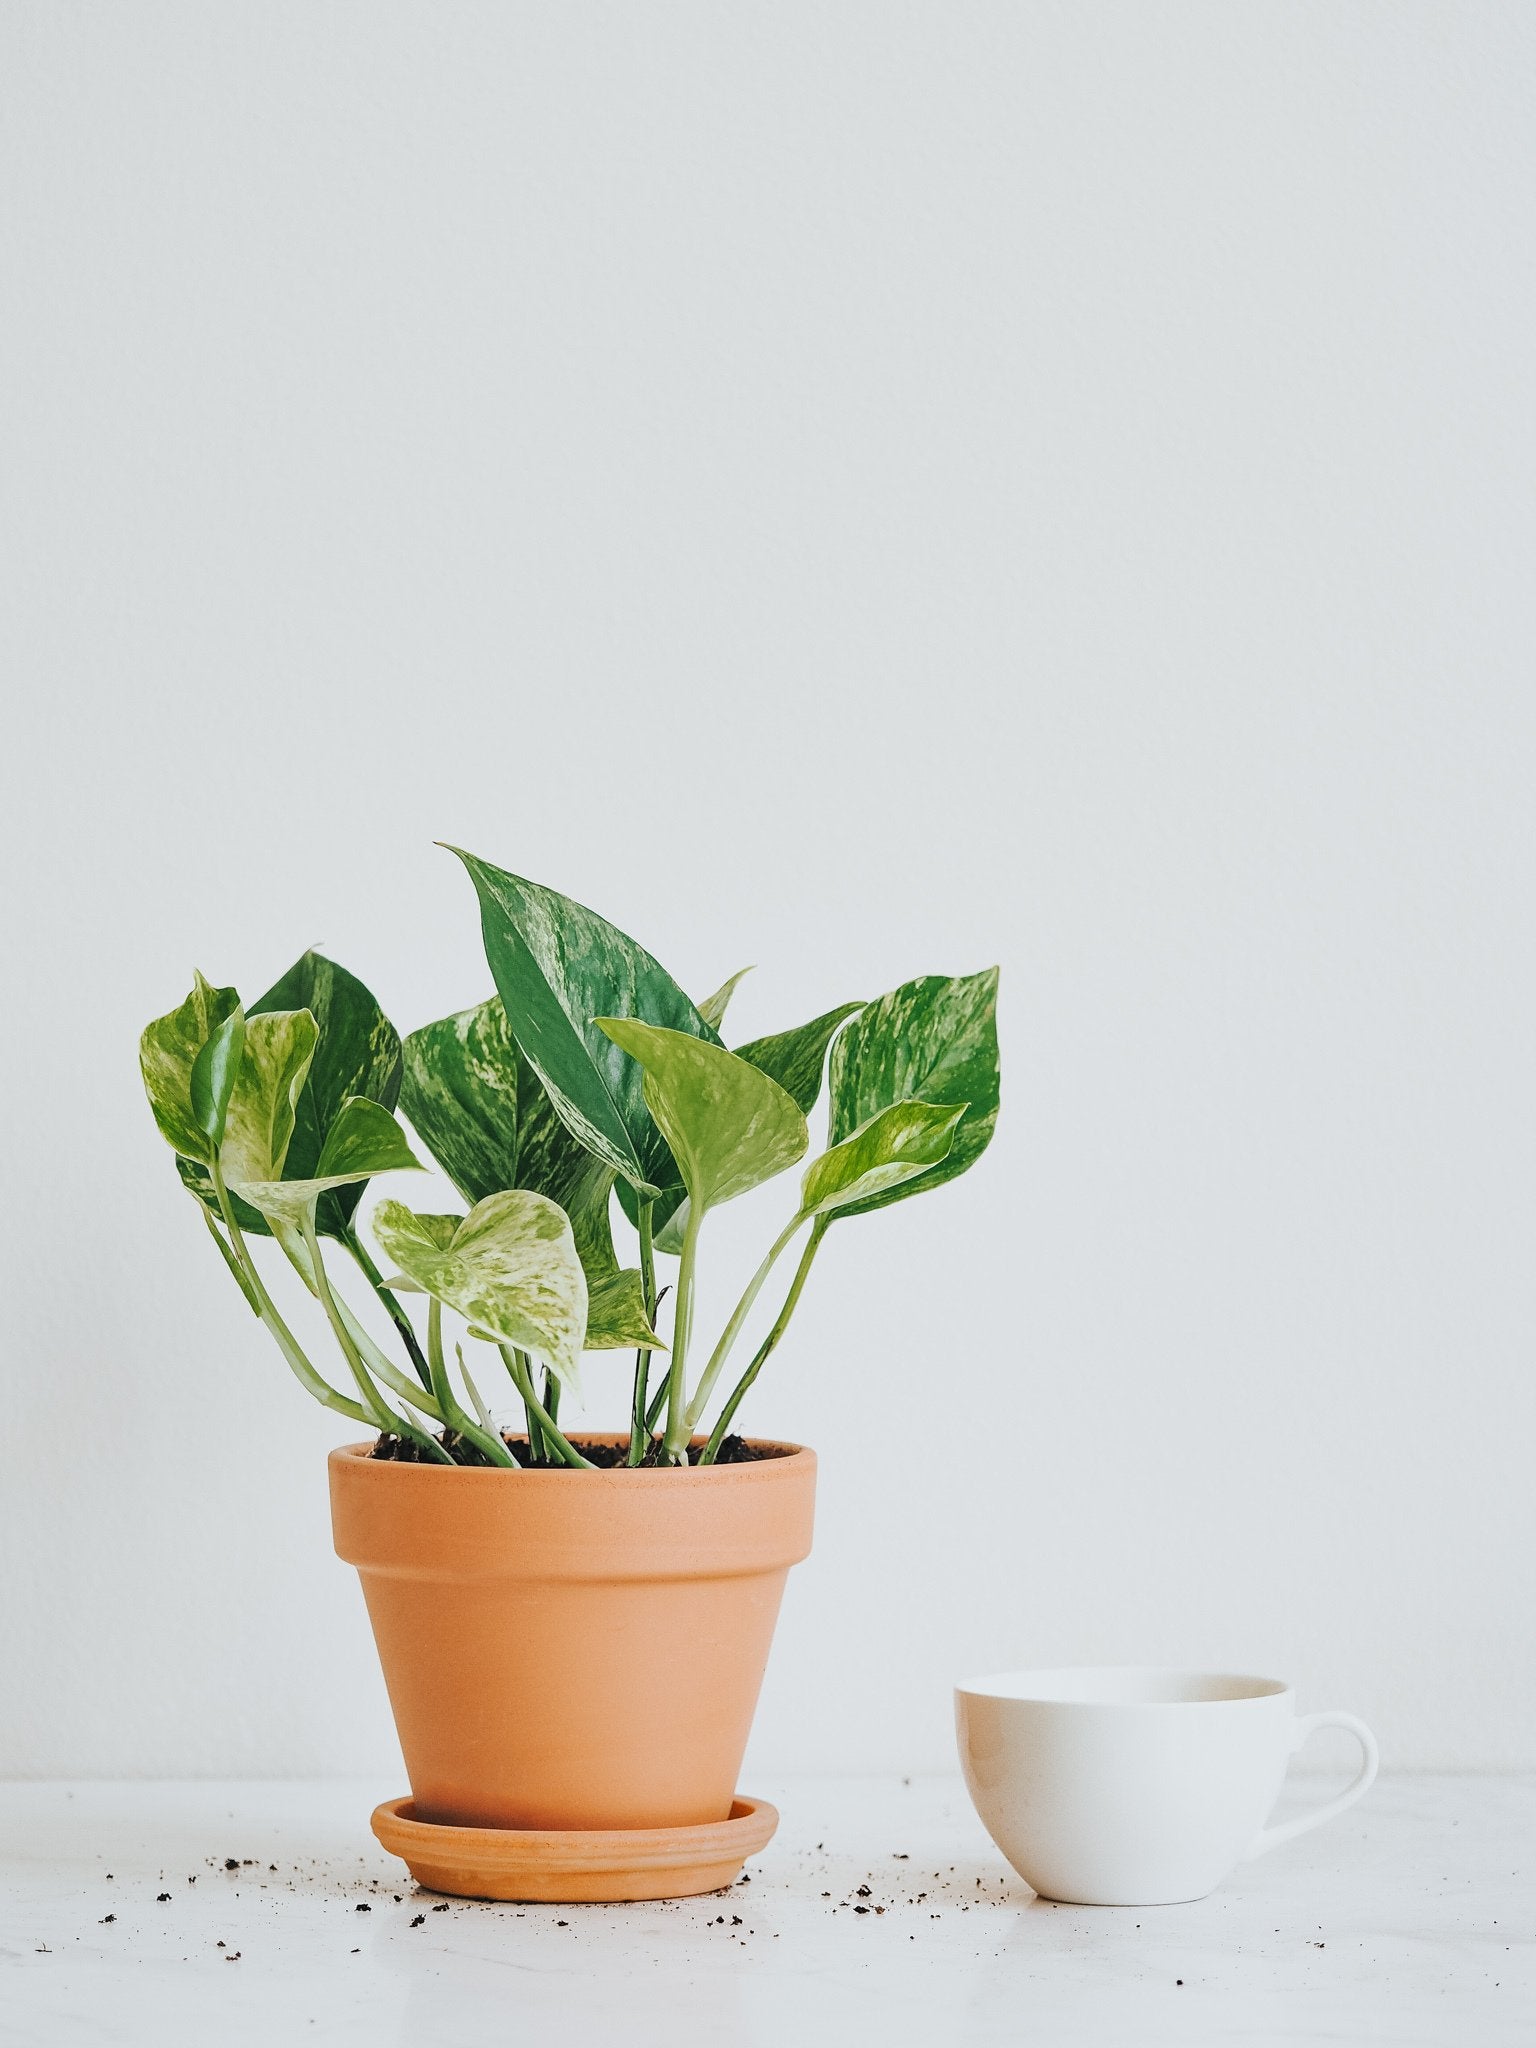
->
[[595, 1019, 807, 1215], [826, 969, 1000, 1216], [231, 1095, 423, 1229], [140, 972, 241, 1163], [800, 1099, 966, 1221], [189, 1007, 246, 1151], [402, 994, 661, 1351], [622, 996, 865, 1241], [373, 1190, 588, 1391], [220, 1010, 319, 1186], [400, 997, 521, 1207], [736, 1000, 864, 1115], [447, 850, 716, 1194], [249, 952, 403, 1239]]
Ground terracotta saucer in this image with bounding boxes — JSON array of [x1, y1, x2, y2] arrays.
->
[[370, 1794, 779, 1903]]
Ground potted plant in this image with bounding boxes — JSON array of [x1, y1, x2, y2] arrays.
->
[[140, 849, 1000, 1899]]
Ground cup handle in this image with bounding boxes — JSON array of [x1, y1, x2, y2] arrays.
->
[[1242, 1710, 1380, 1861]]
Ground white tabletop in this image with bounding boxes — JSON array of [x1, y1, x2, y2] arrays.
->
[[1, 1774, 1529, 2046]]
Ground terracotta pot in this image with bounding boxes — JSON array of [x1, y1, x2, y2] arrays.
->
[[329, 1437, 816, 1832]]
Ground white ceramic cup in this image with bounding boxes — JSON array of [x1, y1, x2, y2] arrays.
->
[[955, 1666, 1378, 1906]]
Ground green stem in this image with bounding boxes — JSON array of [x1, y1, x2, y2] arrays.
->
[[543, 1369, 561, 1428], [498, 1347, 594, 1469], [457, 1347, 497, 1438], [660, 1202, 706, 1462], [429, 1301, 515, 1468], [512, 1346, 545, 1462], [301, 1212, 397, 1433], [333, 1295, 444, 1421], [627, 1198, 656, 1466], [206, 1161, 371, 1424], [683, 1213, 808, 1437], [344, 1225, 433, 1392], [699, 1225, 825, 1465], [300, 1216, 448, 1465], [297, 1218, 446, 1462]]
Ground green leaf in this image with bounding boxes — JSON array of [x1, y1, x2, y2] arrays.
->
[[826, 969, 1000, 1217], [384, 1211, 461, 1263], [316, 1097, 422, 1181], [736, 1001, 864, 1115], [373, 1191, 588, 1391], [140, 972, 241, 1163], [697, 967, 753, 1031], [650, 1197, 692, 1258], [594, 1019, 808, 1215], [400, 997, 521, 1207], [628, 999, 865, 1246], [189, 1007, 246, 1150], [501, 1069, 663, 1352], [219, 1009, 319, 1186], [230, 1095, 423, 1229], [584, 1265, 665, 1351], [801, 1099, 967, 1221], [446, 850, 716, 1195], [402, 995, 662, 1352], [250, 953, 403, 1239]]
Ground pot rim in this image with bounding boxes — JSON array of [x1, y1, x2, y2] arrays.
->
[[330, 1435, 814, 1482]]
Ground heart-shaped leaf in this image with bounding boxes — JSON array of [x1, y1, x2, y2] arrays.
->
[[826, 969, 1000, 1216], [140, 972, 241, 1164], [402, 995, 661, 1352], [800, 1099, 966, 1221], [220, 1010, 320, 1186], [626, 991, 868, 1245], [595, 1019, 808, 1215], [230, 1095, 423, 1229], [621, 999, 864, 1247], [736, 1001, 864, 1115], [189, 1008, 246, 1152], [512, 1054, 663, 1352], [383, 1210, 461, 1259], [249, 953, 404, 1239], [400, 997, 521, 1206], [373, 1190, 588, 1391], [447, 850, 716, 1195]]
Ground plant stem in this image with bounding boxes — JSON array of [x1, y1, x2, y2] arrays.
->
[[661, 1201, 706, 1463], [456, 1347, 500, 1443], [426, 1297, 451, 1411], [344, 1224, 433, 1391], [429, 1299, 515, 1467], [627, 1198, 656, 1465], [301, 1213, 398, 1434], [683, 1213, 807, 1437], [206, 1161, 371, 1424], [698, 1224, 825, 1464], [543, 1369, 561, 1428], [498, 1347, 594, 1469], [297, 1218, 446, 1461], [511, 1346, 545, 1461], [334, 1295, 444, 1420]]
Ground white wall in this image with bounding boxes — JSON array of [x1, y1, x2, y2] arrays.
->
[[2, 2, 1532, 1782]]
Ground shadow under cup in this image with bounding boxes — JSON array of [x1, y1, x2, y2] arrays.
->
[[954, 1667, 1378, 1907]]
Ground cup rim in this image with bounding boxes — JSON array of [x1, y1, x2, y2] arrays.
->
[[954, 1664, 1292, 1707]]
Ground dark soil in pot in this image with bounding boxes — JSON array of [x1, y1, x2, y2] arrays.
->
[[369, 1430, 784, 1468]]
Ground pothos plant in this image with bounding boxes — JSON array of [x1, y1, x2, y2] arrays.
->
[[139, 851, 1000, 1468]]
